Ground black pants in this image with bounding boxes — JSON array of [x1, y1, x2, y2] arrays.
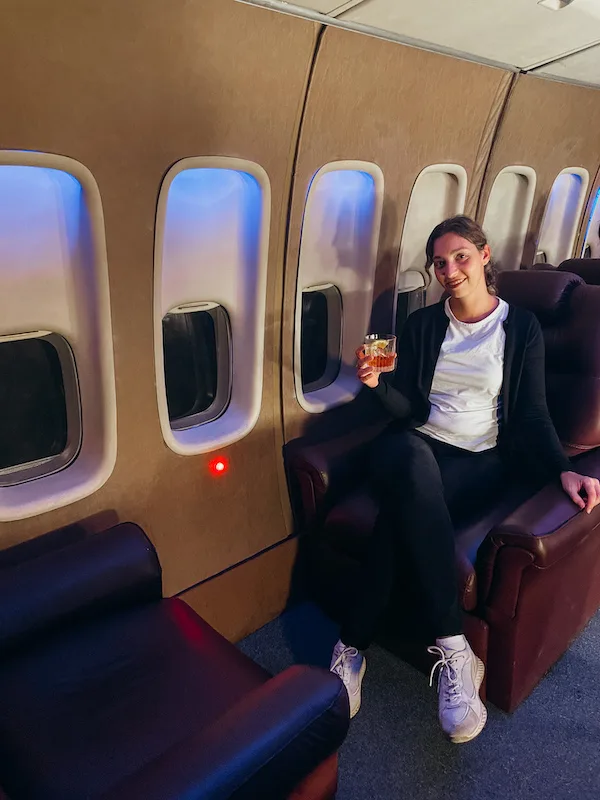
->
[[340, 429, 505, 651]]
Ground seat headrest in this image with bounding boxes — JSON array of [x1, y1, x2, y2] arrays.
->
[[558, 259, 600, 286], [530, 263, 558, 271], [497, 270, 583, 323], [0, 522, 162, 655]]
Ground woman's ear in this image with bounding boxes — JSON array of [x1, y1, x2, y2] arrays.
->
[[481, 244, 491, 265]]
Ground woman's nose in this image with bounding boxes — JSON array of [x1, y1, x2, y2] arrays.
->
[[445, 260, 459, 278]]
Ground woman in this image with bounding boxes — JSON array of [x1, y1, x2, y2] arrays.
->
[[329, 216, 600, 743]]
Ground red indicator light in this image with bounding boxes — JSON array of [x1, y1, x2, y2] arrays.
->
[[209, 457, 228, 476]]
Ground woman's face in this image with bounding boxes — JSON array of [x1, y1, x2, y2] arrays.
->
[[432, 232, 490, 299]]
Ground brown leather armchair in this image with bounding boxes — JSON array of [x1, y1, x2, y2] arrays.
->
[[286, 270, 600, 712], [0, 523, 349, 799]]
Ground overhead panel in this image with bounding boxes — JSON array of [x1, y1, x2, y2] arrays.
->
[[532, 43, 600, 86], [338, 0, 600, 69]]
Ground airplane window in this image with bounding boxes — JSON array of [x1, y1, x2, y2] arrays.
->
[[300, 285, 342, 393], [537, 168, 589, 265], [155, 159, 269, 454], [396, 164, 467, 307], [581, 187, 600, 259], [293, 162, 384, 414], [483, 167, 536, 272], [162, 304, 231, 430], [0, 154, 116, 519], [0, 334, 81, 487]]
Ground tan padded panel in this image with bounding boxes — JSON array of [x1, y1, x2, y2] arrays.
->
[[0, 0, 318, 597], [282, 25, 512, 442], [180, 537, 298, 643], [477, 74, 600, 268]]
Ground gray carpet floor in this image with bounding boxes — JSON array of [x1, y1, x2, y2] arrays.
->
[[238, 602, 600, 800]]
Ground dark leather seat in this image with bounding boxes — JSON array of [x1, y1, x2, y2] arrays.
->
[[286, 269, 600, 712], [0, 523, 349, 800], [559, 258, 600, 285]]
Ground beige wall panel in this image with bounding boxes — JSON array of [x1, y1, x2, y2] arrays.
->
[[0, 0, 318, 596], [282, 26, 512, 443], [477, 74, 600, 268], [180, 537, 298, 643]]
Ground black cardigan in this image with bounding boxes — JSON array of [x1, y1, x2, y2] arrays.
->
[[372, 302, 571, 481]]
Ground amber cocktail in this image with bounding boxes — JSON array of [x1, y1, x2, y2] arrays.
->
[[364, 334, 396, 373]]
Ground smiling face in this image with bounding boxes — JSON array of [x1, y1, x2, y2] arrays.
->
[[432, 232, 491, 299]]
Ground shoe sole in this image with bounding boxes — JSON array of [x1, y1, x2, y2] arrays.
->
[[448, 655, 487, 744], [350, 657, 367, 719]]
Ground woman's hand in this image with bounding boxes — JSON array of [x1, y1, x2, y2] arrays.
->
[[560, 471, 600, 514], [355, 345, 381, 389]]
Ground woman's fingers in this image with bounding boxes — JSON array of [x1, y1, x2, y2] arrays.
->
[[356, 346, 372, 370], [571, 488, 586, 510], [561, 473, 586, 510], [561, 472, 600, 514], [358, 364, 375, 382], [583, 477, 600, 514]]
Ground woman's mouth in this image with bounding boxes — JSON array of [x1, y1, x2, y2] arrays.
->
[[446, 278, 466, 290]]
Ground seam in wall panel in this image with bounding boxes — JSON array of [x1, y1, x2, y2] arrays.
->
[[273, 24, 326, 541], [469, 71, 517, 221]]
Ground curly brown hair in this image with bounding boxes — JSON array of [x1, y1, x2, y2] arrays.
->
[[425, 216, 497, 295]]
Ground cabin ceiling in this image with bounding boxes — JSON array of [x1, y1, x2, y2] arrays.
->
[[532, 41, 600, 83], [239, 0, 600, 85]]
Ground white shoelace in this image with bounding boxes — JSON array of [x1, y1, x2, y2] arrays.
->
[[428, 645, 465, 707], [331, 646, 359, 684]]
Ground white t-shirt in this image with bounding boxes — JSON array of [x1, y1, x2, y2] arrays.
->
[[417, 297, 509, 452]]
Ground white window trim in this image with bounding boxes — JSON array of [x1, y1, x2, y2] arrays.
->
[[394, 163, 467, 317], [293, 160, 385, 414], [483, 165, 537, 272], [0, 151, 116, 521], [154, 156, 271, 455], [537, 166, 590, 266]]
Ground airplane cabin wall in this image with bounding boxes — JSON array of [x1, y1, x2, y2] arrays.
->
[[0, 0, 318, 639], [2, 2, 600, 643], [281, 26, 513, 443], [477, 75, 600, 268]]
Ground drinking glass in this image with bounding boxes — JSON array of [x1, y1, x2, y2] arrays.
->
[[363, 334, 396, 373]]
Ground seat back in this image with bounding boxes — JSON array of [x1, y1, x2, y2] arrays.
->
[[497, 270, 600, 454], [0, 522, 161, 655], [559, 258, 600, 286]]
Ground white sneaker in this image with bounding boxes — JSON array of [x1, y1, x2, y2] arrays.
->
[[330, 639, 366, 718], [428, 641, 487, 744]]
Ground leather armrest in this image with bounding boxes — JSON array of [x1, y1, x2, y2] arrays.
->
[[101, 665, 349, 800], [285, 423, 386, 527], [489, 485, 599, 566], [478, 472, 600, 614]]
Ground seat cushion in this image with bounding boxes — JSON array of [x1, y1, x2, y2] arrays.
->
[[454, 484, 533, 565], [322, 482, 532, 611], [0, 598, 269, 800]]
